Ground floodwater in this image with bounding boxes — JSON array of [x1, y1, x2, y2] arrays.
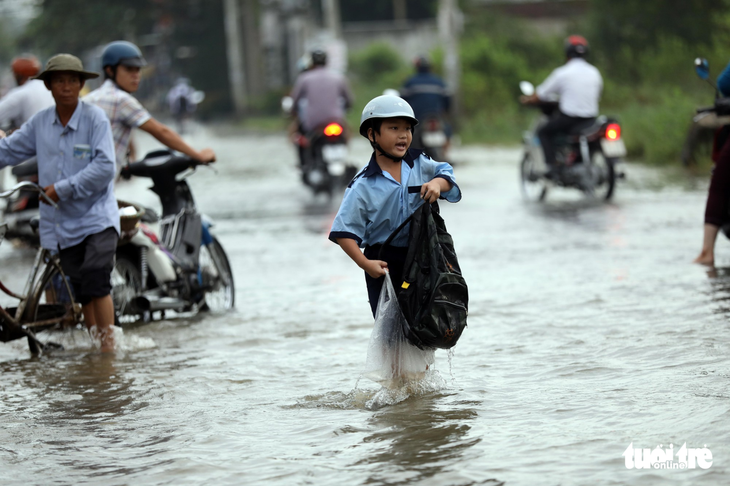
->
[[1, 125, 729, 486]]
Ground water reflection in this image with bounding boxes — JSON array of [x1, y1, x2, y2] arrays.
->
[[357, 394, 499, 485]]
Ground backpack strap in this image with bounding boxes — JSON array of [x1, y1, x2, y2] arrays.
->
[[377, 198, 435, 260]]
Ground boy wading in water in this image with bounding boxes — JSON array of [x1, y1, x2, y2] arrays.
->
[[329, 95, 461, 316]]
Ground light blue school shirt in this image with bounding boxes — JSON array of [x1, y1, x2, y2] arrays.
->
[[0, 101, 119, 250], [329, 148, 461, 248]]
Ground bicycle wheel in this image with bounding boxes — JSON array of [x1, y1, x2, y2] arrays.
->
[[200, 237, 235, 312], [22, 256, 79, 353]]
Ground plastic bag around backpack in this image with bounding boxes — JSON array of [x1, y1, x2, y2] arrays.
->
[[363, 273, 434, 388]]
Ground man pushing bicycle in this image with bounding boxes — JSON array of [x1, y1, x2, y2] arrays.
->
[[0, 54, 118, 352]]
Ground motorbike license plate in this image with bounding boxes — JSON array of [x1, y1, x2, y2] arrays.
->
[[600, 139, 627, 158], [322, 144, 348, 163], [422, 131, 447, 147]]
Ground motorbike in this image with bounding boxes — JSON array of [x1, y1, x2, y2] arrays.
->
[[113, 150, 234, 323], [412, 115, 448, 161], [0, 158, 41, 242], [518, 81, 626, 201], [281, 96, 357, 195]]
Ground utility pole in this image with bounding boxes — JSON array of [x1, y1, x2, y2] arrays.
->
[[438, 0, 463, 124], [321, 0, 342, 39], [223, 0, 247, 114], [393, 0, 407, 24]]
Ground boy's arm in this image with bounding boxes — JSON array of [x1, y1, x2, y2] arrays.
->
[[420, 177, 453, 203], [139, 118, 215, 163], [336, 237, 387, 279]]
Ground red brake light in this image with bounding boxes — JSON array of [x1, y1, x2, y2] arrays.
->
[[323, 123, 343, 137], [606, 123, 621, 141]]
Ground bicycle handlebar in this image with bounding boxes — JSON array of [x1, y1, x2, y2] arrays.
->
[[0, 181, 58, 208]]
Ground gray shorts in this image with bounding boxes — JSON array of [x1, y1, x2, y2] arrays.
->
[[59, 227, 118, 305]]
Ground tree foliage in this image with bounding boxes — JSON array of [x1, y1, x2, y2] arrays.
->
[[590, 0, 730, 79]]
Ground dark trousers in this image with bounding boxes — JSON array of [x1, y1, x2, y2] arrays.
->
[[363, 245, 408, 317], [706, 135, 730, 227], [538, 113, 595, 166]]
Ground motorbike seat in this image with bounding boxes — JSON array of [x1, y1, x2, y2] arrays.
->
[[11, 159, 39, 177], [567, 118, 601, 136]]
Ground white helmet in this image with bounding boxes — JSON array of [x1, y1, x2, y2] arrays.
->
[[359, 95, 419, 138]]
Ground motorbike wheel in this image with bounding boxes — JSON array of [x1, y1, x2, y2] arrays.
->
[[520, 152, 548, 202], [111, 255, 143, 324], [200, 237, 235, 312], [588, 151, 616, 201]]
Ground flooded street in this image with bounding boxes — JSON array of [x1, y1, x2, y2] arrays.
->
[[1, 125, 729, 486]]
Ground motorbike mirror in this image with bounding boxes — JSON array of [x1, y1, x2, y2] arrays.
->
[[382, 88, 400, 97], [281, 96, 294, 114], [695, 58, 710, 80], [191, 90, 205, 104], [519, 81, 535, 96]]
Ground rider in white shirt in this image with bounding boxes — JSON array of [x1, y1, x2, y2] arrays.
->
[[521, 36, 603, 175], [0, 55, 55, 130]]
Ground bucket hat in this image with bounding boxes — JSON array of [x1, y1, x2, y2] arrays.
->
[[33, 54, 99, 82]]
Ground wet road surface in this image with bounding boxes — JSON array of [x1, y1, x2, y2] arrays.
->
[[0, 126, 729, 485]]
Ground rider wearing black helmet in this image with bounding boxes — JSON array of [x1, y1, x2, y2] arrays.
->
[[400, 54, 452, 154], [289, 47, 354, 167], [85, 40, 215, 172], [521, 35, 603, 177]]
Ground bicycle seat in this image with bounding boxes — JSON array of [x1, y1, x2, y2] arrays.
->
[[29, 217, 40, 233], [141, 206, 159, 223], [11, 158, 38, 177]]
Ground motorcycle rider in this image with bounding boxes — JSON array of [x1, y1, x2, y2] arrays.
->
[[84, 41, 215, 173], [520, 35, 603, 177], [400, 55, 451, 153], [0, 54, 55, 131], [289, 48, 354, 168]]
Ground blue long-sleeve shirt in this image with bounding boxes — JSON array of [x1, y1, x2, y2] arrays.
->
[[329, 148, 461, 248], [718, 62, 730, 97], [0, 101, 119, 249]]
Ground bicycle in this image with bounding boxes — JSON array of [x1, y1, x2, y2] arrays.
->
[[0, 182, 82, 354]]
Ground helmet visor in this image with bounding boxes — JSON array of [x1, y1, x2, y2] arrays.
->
[[120, 57, 147, 68]]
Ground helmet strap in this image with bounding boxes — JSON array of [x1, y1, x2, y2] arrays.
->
[[371, 141, 403, 162]]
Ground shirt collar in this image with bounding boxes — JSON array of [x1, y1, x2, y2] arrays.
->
[[362, 148, 418, 178], [53, 100, 83, 131]]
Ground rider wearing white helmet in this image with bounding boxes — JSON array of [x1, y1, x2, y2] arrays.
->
[[329, 94, 462, 316]]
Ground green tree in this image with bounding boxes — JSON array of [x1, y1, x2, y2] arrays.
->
[[590, 0, 730, 81]]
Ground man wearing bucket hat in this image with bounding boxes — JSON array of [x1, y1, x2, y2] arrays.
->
[[328, 94, 462, 316], [0, 53, 119, 352]]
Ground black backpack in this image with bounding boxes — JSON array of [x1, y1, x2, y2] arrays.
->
[[381, 201, 468, 349]]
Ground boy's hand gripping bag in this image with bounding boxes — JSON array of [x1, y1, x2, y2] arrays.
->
[[382, 202, 468, 349], [364, 273, 434, 386]]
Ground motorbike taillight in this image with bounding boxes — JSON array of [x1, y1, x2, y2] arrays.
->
[[323, 123, 343, 137], [605, 123, 621, 141]]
